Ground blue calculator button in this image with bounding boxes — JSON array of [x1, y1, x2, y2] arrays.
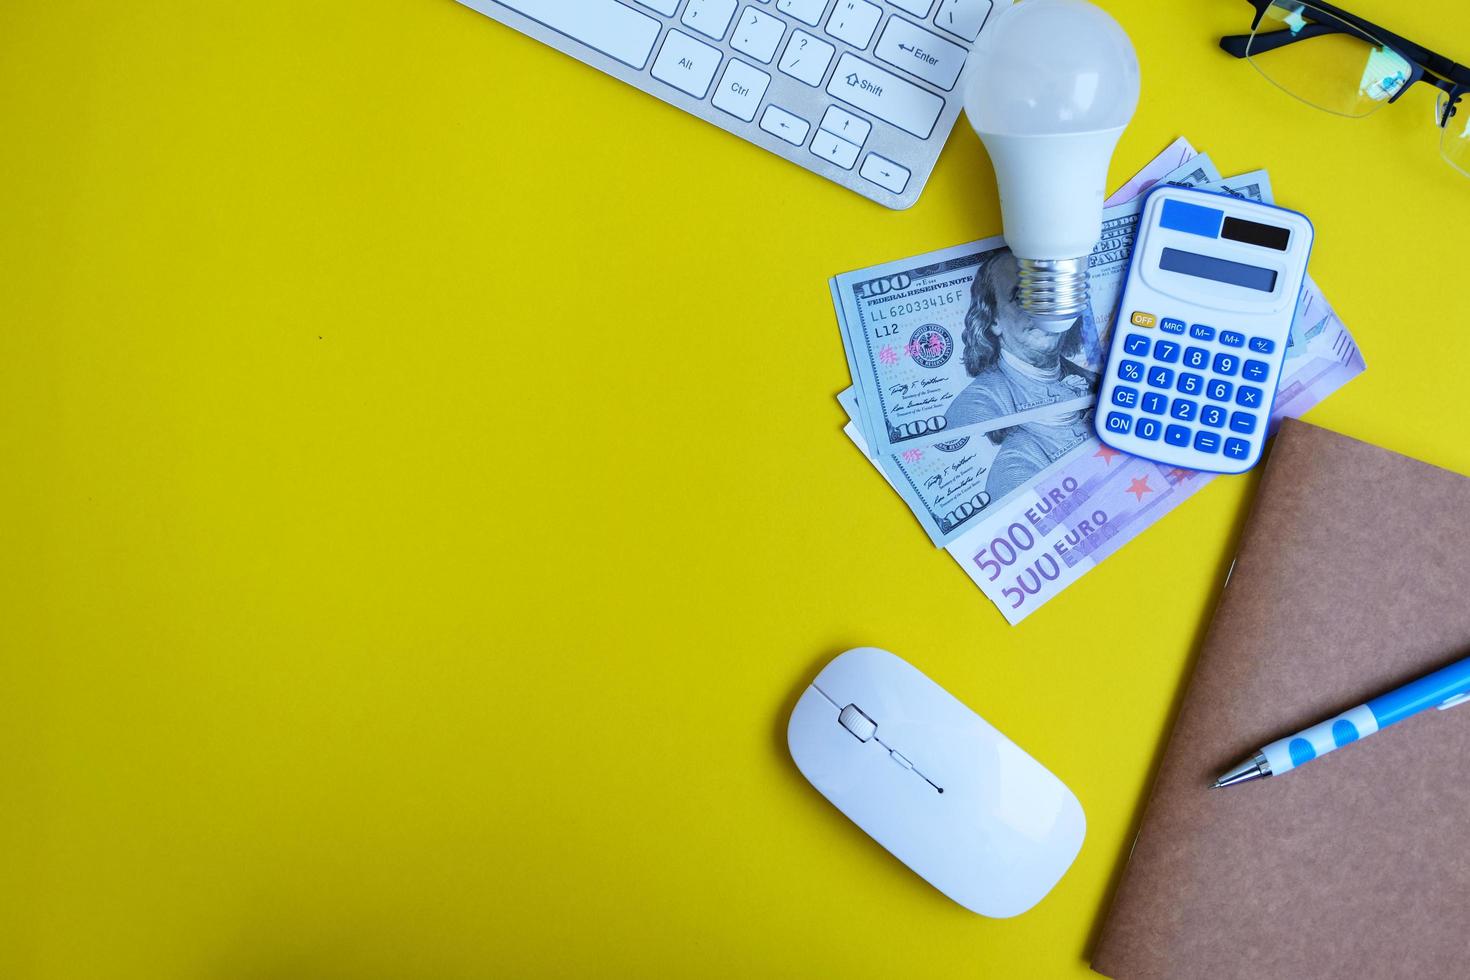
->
[[1220, 330, 1245, 348], [1229, 411, 1258, 434], [1190, 324, 1216, 341], [1170, 398, 1197, 421], [1165, 424, 1191, 447], [1159, 318, 1186, 335], [1123, 334, 1151, 356], [1147, 366, 1174, 389], [1141, 391, 1167, 415], [1183, 346, 1209, 369], [1242, 358, 1270, 382], [1200, 405, 1226, 429], [1136, 418, 1162, 441], [1153, 339, 1180, 363], [1112, 385, 1139, 408], [1224, 437, 1252, 460], [1212, 353, 1239, 376], [1105, 412, 1133, 435], [1207, 379, 1233, 402], [1193, 431, 1221, 454], [1235, 385, 1265, 408], [1118, 359, 1145, 382], [1248, 336, 1276, 354], [1176, 372, 1204, 395]]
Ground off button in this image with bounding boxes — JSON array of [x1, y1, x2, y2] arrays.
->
[[1130, 311, 1157, 328]]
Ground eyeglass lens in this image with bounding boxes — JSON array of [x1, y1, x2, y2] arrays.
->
[[1246, 1, 1412, 118]]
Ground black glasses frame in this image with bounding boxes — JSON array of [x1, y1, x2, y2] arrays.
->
[[1219, 0, 1470, 127]]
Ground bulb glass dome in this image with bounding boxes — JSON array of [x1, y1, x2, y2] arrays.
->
[[964, 0, 1140, 136]]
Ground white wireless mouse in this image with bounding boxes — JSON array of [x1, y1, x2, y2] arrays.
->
[[787, 647, 1085, 917]]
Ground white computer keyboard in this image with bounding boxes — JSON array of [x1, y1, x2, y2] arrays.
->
[[454, 0, 994, 209]]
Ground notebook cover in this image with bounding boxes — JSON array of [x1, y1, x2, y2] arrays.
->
[[1091, 419, 1470, 980]]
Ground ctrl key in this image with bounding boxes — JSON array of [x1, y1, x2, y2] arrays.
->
[[1104, 411, 1132, 435]]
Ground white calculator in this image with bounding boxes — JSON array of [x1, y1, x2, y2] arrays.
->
[[1095, 186, 1314, 473]]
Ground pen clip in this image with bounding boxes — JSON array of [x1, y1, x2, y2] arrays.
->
[[1436, 692, 1470, 711]]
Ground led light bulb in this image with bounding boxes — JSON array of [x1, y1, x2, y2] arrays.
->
[[963, 0, 1140, 329]]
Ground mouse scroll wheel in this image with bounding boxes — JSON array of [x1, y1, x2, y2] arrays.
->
[[838, 704, 877, 742]]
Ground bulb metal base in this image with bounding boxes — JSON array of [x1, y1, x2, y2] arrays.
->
[[1017, 256, 1090, 325]]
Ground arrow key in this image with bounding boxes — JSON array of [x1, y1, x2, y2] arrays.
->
[[759, 104, 811, 146], [860, 152, 910, 194]]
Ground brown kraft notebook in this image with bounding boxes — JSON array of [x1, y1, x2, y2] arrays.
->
[[1091, 418, 1470, 980]]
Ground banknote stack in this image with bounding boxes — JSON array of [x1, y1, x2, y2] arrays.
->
[[832, 137, 1366, 624]]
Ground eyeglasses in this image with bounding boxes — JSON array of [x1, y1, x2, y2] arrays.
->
[[1220, 1, 1470, 176]]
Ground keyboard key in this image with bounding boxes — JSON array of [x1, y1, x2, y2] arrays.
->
[[1104, 412, 1132, 435], [1111, 385, 1139, 408], [819, 105, 871, 145], [683, 0, 738, 39], [810, 128, 861, 168], [1117, 360, 1144, 383], [780, 30, 836, 85], [1136, 418, 1162, 441], [712, 59, 771, 121], [1140, 392, 1167, 415], [1220, 330, 1245, 348], [1123, 334, 1150, 356], [859, 153, 909, 193], [888, 0, 933, 15], [1147, 366, 1174, 389], [1248, 336, 1276, 354], [1153, 339, 1180, 363], [1130, 311, 1156, 328], [875, 16, 968, 90], [934, 0, 993, 41], [1224, 437, 1252, 460], [1165, 424, 1191, 447], [1206, 379, 1233, 402], [827, 53, 945, 138], [827, 0, 884, 49], [1242, 358, 1270, 382], [1229, 411, 1257, 434], [1200, 404, 1226, 428], [759, 104, 810, 144], [635, 0, 681, 14], [652, 30, 723, 97], [732, 6, 786, 63], [498, 0, 661, 69], [1170, 398, 1197, 422], [1212, 352, 1239, 376], [1193, 431, 1221, 454], [1235, 385, 1265, 408], [1183, 346, 1208, 370], [1190, 324, 1216, 341], [777, 0, 829, 25], [1159, 317, 1186, 335], [1176, 372, 1203, 396]]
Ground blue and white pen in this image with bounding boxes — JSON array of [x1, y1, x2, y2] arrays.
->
[[1212, 652, 1470, 788]]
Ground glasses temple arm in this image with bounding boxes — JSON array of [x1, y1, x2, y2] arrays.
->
[[1219, 22, 1336, 60]]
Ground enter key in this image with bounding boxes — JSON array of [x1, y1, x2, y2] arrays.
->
[[874, 17, 968, 91]]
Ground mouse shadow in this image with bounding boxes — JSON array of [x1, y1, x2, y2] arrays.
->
[[1078, 465, 1266, 966]]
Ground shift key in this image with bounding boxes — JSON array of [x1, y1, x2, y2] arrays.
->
[[826, 53, 943, 139]]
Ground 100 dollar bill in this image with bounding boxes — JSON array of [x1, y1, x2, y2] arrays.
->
[[835, 154, 1229, 546]]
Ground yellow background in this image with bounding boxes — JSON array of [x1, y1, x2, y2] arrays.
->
[[3, 1, 1468, 976]]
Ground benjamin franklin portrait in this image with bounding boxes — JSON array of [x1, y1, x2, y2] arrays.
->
[[944, 250, 1098, 501]]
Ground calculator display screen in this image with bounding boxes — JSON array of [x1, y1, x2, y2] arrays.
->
[[1158, 247, 1278, 293]]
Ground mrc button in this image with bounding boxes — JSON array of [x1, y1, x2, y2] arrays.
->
[[1130, 311, 1156, 328]]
